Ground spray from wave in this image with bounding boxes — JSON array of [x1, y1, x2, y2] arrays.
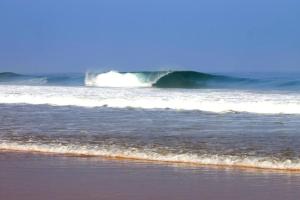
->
[[85, 71, 170, 87], [85, 71, 153, 87]]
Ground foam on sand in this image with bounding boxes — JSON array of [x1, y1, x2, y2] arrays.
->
[[1, 142, 300, 171]]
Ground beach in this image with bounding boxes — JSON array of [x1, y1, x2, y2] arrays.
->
[[1, 0, 300, 199], [1, 151, 300, 200], [1, 72, 300, 199]]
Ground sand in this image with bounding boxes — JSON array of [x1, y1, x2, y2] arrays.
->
[[0, 152, 300, 200]]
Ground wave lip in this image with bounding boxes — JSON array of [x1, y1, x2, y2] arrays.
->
[[1, 142, 300, 171]]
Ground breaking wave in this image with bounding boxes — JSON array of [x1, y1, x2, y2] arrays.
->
[[2, 70, 300, 90], [84, 70, 246, 88], [1, 142, 300, 171]]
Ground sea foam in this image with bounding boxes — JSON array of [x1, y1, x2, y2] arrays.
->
[[0, 85, 300, 114], [85, 71, 153, 87], [1, 141, 300, 171]]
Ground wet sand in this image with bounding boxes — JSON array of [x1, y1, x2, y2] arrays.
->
[[0, 152, 300, 200]]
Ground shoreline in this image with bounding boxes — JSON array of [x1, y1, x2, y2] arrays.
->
[[1, 151, 300, 200], [1, 148, 300, 173]]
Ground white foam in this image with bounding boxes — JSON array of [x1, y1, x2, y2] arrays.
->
[[0, 85, 300, 114], [85, 71, 151, 87], [1, 142, 300, 170]]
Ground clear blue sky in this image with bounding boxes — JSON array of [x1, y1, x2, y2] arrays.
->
[[0, 0, 299, 73]]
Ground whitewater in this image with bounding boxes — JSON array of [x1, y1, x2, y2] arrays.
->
[[1, 70, 300, 171], [0, 84, 300, 114]]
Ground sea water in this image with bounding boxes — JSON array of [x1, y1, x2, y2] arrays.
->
[[1, 70, 300, 170]]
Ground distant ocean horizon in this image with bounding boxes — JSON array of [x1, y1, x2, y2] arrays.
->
[[1, 70, 300, 171]]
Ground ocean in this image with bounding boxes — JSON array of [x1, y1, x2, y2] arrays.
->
[[1, 70, 300, 171]]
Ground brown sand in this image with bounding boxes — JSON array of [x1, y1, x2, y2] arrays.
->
[[0, 152, 300, 200]]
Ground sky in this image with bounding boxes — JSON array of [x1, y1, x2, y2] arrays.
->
[[0, 0, 299, 73]]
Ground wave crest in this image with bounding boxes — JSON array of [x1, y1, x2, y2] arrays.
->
[[84, 70, 241, 88], [85, 71, 170, 88]]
